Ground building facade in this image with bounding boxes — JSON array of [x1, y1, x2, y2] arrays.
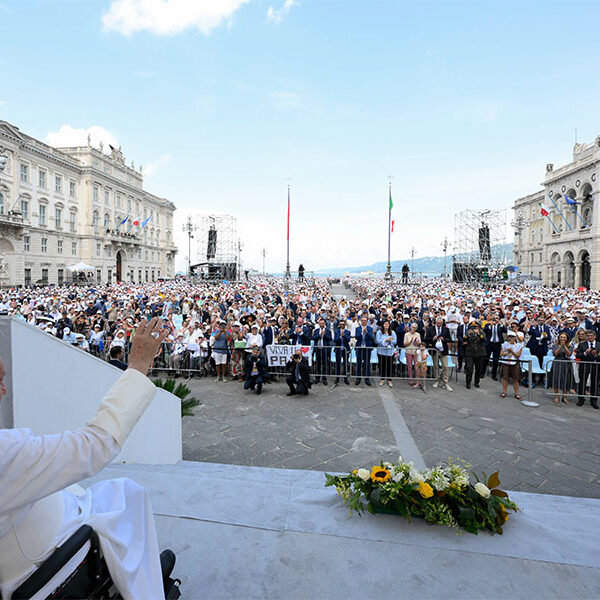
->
[[514, 138, 599, 289], [0, 121, 177, 287]]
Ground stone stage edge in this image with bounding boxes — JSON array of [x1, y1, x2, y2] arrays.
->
[[83, 461, 600, 599]]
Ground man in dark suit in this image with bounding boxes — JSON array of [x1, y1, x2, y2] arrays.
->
[[290, 317, 311, 345], [262, 317, 279, 348], [561, 317, 578, 340], [527, 316, 551, 384], [285, 351, 311, 396], [243, 345, 268, 394], [333, 319, 351, 385], [456, 315, 469, 373], [312, 317, 332, 385], [484, 315, 506, 381], [395, 315, 411, 351], [108, 346, 128, 371], [261, 317, 279, 383], [355, 316, 375, 386], [575, 330, 600, 409], [425, 316, 452, 391]]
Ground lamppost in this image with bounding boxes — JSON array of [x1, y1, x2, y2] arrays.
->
[[262, 247, 266, 275], [182, 216, 197, 277], [410, 246, 415, 275], [511, 214, 529, 281], [441, 236, 449, 279]]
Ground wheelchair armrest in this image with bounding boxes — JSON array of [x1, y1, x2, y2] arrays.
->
[[12, 525, 97, 600]]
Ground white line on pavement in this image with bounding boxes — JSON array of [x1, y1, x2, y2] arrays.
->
[[378, 387, 426, 470]]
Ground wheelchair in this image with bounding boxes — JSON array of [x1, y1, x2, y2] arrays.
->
[[12, 525, 181, 600]]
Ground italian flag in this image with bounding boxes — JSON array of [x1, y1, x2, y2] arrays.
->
[[539, 203, 549, 217], [389, 188, 393, 211]]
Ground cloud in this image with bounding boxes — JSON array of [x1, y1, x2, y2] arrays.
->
[[267, 0, 296, 24], [102, 0, 251, 36], [144, 153, 171, 177], [45, 124, 119, 149], [269, 90, 302, 110]]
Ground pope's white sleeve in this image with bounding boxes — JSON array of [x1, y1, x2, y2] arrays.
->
[[87, 368, 157, 447], [0, 369, 156, 514]]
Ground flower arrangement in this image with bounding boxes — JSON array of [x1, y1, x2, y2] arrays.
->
[[325, 457, 518, 534]]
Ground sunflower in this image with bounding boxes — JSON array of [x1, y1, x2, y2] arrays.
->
[[370, 466, 391, 483], [417, 481, 434, 498]]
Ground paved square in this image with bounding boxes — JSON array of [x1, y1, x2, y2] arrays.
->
[[181, 374, 600, 498]]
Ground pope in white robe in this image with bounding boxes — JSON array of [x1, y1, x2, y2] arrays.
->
[[0, 318, 171, 600]]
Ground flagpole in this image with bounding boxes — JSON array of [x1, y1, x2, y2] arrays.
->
[[285, 182, 291, 280], [385, 178, 392, 280], [539, 204, 559, 234], [547, 194, 572, 230], [565, 195, 587, 227]]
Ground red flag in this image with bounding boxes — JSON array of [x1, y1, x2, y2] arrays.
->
[[391, 220, 395, 233], [539, 203, 549, 217]]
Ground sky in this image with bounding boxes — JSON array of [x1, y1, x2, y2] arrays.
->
[[1, 0, 599, 273]]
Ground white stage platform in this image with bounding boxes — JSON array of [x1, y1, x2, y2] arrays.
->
[[85, 461, 600, 599]]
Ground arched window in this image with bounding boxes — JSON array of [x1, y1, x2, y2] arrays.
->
[[93, 210, 99, 234], [104, 213, 110, 229]]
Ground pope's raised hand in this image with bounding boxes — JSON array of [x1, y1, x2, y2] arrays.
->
[[128, 317, 170, 375]]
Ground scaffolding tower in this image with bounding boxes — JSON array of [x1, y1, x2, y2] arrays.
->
[[191, 214, 240, 281], [452, 209, 507, 283]]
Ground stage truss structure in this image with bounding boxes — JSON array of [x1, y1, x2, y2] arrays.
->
[[191, 214, 241, 281], [452, 209, 508, 283]]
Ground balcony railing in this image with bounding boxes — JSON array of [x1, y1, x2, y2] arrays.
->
[[0, 211, 24, 226]]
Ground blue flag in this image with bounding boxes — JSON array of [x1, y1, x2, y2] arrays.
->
[[564, 194, 579, 206], [141, 216, 151, 228]]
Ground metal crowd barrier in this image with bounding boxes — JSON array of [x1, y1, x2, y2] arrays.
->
[[61, 335, 540, 403], [266, 346, 448, 383], [544, 357, 600, 402]]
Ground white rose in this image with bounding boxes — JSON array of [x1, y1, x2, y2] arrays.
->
[[409, 470, 424, 484], [475, 482, 491, 498], [357, 468, 370, 482]]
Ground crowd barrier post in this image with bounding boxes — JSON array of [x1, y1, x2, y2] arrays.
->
[[521, 359, 540, 407]]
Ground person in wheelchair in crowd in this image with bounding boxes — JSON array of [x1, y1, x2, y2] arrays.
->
[[0, 318, 180, 600]]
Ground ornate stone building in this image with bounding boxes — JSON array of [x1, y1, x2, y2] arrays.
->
[[514, 138, 599, 289], [0, 121, 177, 287]]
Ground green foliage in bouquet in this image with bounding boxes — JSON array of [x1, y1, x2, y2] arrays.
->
[[153, 378, 201, 417], [325, 457, 518, 534]]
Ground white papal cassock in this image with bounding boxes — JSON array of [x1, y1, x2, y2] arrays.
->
[[0, 369, 165, 600]]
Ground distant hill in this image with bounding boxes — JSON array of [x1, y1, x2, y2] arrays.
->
[[313, 243, 513, 277]]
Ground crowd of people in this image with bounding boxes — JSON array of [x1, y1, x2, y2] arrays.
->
[[1, 276, 600, 408]]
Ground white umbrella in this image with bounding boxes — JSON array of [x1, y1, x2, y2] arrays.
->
[[68, 262, 95, 272]]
